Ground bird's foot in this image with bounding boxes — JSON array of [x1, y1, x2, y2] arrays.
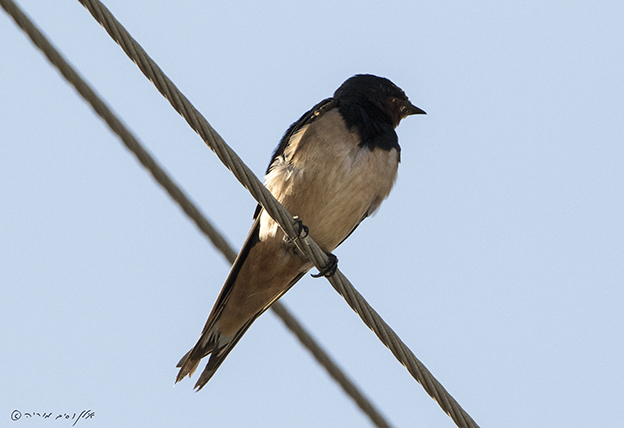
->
[[285, 216, 309, 243], [311, 252, 339, 278]]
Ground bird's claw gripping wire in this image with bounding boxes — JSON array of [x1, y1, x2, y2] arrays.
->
[[285, 216, 309, 243], [312, 252, 339, 278]]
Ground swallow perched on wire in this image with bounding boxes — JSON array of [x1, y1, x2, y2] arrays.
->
[[176, 74, 425, 390]]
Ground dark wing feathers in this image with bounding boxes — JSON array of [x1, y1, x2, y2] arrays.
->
[[267, 98, 337, 174], [186, 270, 308, 390], [176, 216, 262, 381], [253, 98, 337, 220], [197, 217, 261, 335]]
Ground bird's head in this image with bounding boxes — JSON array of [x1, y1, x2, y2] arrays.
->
[[334, 74, 425, 128]]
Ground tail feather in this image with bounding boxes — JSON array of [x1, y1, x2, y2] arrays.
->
[[176, 350, 191, 368], [193, 350, 229, 390], [175, 349, 203, 384], [175, 319, 257, 390]]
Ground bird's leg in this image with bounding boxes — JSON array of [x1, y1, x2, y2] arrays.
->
[[311, 252, 339, 278], [284, 216, 309, 243]]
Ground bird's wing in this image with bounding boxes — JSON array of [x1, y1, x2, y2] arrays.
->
[[183, 268, 307, 389], [176, 212, 307, 389], [252, 97, 337, 219], [175, 216, 263, 381], [268, 98, 337, 173]]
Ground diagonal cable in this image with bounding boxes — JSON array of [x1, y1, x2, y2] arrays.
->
[[0, 1, 395, 428]]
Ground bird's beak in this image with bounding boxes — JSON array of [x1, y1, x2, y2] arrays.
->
[[405, 101, 426, 116]]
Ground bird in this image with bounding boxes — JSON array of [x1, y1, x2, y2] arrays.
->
[[176, 74, 425, 390]]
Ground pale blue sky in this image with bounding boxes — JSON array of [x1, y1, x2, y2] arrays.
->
[[2, 1, 623, 427]]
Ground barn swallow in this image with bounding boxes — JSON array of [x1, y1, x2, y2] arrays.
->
[[176, 74, 425, 390]]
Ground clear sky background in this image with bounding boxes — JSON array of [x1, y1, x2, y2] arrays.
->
[[1, 1, 623, 427]]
